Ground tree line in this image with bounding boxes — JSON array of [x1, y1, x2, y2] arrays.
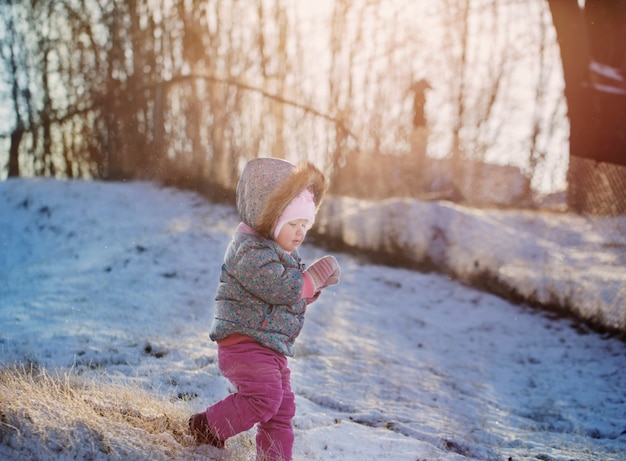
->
[[1, 0, 624, 211]]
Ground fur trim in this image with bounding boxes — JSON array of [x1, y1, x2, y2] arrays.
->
[[256, 162, 327, 238]]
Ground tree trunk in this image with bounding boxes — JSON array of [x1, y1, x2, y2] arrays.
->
[[547, 0, 626, 166], [8, 127, 23, 177], [546, 0, 595, 159], [547, 0, 626, 215]]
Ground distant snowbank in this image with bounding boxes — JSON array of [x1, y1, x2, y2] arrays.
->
[[315, 195, 626, 334]]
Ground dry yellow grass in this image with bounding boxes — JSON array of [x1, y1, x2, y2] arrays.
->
[[0, 364, 252, 461]]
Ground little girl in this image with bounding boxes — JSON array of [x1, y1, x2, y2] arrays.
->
[[189, 157, 340, 461]]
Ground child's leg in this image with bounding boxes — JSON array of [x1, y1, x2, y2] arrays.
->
[[255, 359, 295, 461], [204, 342, 288, 443]]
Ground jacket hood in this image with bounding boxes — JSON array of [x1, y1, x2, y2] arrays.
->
[[236, 158, 327, 238]]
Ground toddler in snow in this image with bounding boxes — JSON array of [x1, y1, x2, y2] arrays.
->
[[189, 157, 341, 461]]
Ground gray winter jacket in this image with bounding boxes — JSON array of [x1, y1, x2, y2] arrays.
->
[[209, 158, 326, 356]]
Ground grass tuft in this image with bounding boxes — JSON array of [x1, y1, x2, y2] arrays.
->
[[0, 364, 245, 460]]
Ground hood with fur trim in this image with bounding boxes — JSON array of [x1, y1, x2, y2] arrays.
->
[[236, 158, 327, 239]]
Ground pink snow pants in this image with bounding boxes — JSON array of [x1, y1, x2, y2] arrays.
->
[[205, 341, 296, 461]]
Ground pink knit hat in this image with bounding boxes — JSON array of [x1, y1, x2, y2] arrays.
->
[[273, 189, 316, 239]]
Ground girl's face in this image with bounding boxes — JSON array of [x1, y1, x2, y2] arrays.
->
[[275, 219, 309, 252]]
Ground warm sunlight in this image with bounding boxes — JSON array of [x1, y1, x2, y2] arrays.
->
[[293, 0, 568, 193], [2, 3, 625, 459], [1, 0, 574, 194]]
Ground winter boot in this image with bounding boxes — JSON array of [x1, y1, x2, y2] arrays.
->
[[188, 412, 225, 448]]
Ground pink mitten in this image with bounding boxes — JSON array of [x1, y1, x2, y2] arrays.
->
[[305, 256, 341, 292]]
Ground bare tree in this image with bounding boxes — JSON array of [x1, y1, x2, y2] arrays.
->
[[0, 0, 565, 208], [1, 0, 34, 177]]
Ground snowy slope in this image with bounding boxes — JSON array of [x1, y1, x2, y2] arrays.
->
[[316, 195, 626, 333], [0, 179, 625, 461]]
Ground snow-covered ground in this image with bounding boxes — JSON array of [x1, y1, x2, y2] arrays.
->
[[1, 178, 625, 461], [316, 195, 626, 334]]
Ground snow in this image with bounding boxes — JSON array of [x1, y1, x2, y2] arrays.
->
[[590, 61, 624, 83], [1, 178, 625, 461], [589, 60, 626, 94], [316, 195, 626, 332]]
